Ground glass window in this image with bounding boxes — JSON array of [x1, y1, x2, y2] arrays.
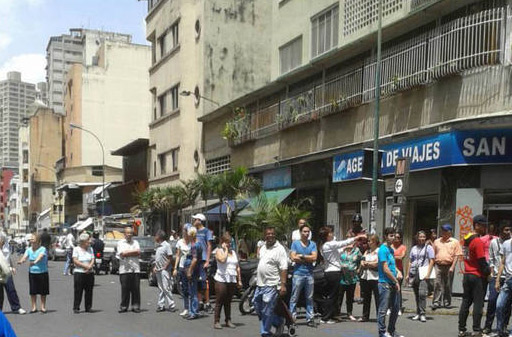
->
[[311, 6, 339, 58], [279, 36, 303, 75]]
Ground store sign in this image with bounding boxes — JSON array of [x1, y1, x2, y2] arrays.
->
[[333, 129, 512, 182]]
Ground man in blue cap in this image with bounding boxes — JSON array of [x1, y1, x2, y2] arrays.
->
[[432, 224, 462, 310]]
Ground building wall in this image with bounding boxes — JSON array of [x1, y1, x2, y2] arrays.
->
[[146, 0, 272, 187], [0, 169, 13, 226], [17, 126, 29, 232], [64, 42, 150, 170], [64, 64, 83, 168]]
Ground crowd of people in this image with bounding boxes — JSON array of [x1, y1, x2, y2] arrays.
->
[[0, 212, 511, 337]]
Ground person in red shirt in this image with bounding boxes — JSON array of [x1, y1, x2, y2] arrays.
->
[[458, 215, 491, 337]]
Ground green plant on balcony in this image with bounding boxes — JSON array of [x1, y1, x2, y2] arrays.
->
[[222, 107, 249, 143], [221, 121, 239, 141]]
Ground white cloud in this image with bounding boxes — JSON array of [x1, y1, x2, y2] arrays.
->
[[0, 33, 11, 51], [0, 54, 46, 83]]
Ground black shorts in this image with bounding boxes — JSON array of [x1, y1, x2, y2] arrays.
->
[[29, 272, 49, 295]]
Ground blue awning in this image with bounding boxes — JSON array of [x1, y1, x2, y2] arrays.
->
[[206, 199, 249, 222]]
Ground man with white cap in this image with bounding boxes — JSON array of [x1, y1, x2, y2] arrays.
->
[[192, 213, 213, 313], [432, 224, 462, 309]]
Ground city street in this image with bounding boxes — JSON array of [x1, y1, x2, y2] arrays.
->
[[4, 260, 462, 337]]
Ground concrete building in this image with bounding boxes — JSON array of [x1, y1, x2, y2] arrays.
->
[[0, 71, 36, 171], [63, 39, 151, 170], [24, 106, 63, 230], [0, 169, 14, 227], [144, 0, 273, 189], [36, 82, 48, 106], [17, 125, 29, 233], [201, 0, 512, 255], [6, 175, 21, 234], [46, 29, 132, 115]]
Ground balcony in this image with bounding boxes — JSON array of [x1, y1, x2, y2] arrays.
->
[[227, 6, 507, 146]]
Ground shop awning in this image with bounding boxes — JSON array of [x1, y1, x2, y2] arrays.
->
[[238, 188, 295, 217], [70, 217, 94, 231], [206, 199, 249, 222]]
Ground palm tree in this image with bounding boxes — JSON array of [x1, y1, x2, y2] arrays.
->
[[196, 173, 215, 213]]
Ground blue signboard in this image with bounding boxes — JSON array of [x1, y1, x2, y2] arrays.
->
[[333, 129, 512, 182], [263, 167, 292, 190]]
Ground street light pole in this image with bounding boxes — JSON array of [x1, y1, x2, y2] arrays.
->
[[69, 123, 105, 218], [180, 90, 220, 106], [371, 0, 383, 234]]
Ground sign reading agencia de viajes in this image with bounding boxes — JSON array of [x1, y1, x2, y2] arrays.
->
[[332, 129, 512, 182]]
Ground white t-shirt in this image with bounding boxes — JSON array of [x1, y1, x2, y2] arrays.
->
[[73, 246, 94, 273], [321, 238, 356, 272], [64, 233, 75, 249], [361, 248, 379, 281], [176, 239, 190, 269], [257, 241, 288, 287], [499, 239, 512, 279], [214, 250, 239, 283], [291, 229, 312, 242], [116, 239, 141, 274]]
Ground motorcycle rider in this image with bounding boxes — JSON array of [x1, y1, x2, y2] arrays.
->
[[91, 232, 104, 273], [289, 223, 317, 327]]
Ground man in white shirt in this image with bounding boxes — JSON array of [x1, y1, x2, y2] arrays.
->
[[253, 226, 288, 337], [154, 230, 176, 313], [63, 228, 75, 276], [291, 219, 312, 244], [117, 227, 141, 313]]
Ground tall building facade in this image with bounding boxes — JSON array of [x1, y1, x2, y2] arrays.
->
[[63, 39, 151, 170], [0, 169, 14, 227], [0, 71, 36, 171], [46, 29, 132, 115], [202, 0, 512, 256], [144, 0, 272, 188]]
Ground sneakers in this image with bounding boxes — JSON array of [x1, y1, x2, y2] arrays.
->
[[179, 309, 189, 316], [387, 309, 391, 316], [411, 315, 420, 321], [156, 307, 166, 312], [168, 306, 177, 313], [205, 304, 214, 314], [213, 322, 222, 329], [320, 319, 336, 324], [225, 321, 236, 329], [385, 332, 405, 337], [17, 308, 26, 315], [398, 310, 402, 316], [307, 320, 317, 328], [348, 315, 357, 321], [420, 315, 427, 323]]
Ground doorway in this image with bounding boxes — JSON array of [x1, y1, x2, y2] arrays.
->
[[405, 196, 438, 248]]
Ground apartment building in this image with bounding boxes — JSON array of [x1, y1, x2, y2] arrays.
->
[[46, 29, 132, 115], [144, 0, 272, 188], [6, 175, 20, 234], [0, 72, 36, 171], [0, 169, 13, 227], [64, 39, 151, 170], [201, 0, 512, 255]]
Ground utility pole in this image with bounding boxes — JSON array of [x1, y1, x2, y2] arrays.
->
[[370, 0, 383, 234]]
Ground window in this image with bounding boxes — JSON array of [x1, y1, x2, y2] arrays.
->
[[158, 153, 167, 175], [171, 148, 179, 172], [170, 85, 179, 111], [279, 36, 303, 75], [158, 21, 179, 59], [311, 6, 339, 57], [206, 155, 231, 175], [158, 93, 166, 117]]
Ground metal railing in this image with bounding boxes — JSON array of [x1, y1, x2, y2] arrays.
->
[[231, 7, 508, 145]]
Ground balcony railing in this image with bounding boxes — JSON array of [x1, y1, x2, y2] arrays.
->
[[229, 6, 508, 145]]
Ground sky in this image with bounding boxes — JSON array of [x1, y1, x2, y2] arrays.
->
[[0, 0, 148, 84]]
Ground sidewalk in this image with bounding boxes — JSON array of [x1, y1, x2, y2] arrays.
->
[[401, 288, 462, 316]]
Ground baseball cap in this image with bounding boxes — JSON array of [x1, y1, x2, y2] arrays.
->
[[192, 213, 206, 222], [473, 214, 489, 226], [441, 224, 452, 232]]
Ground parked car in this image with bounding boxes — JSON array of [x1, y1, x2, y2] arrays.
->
[[49, 235, 67, 261]]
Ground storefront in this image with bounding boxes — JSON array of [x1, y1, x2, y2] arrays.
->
[[331, 128, 512, 252]]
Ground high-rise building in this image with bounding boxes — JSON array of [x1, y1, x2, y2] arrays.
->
[[46, 29, 132, 115], [0, 71, 36, 171], [36, 82, 48, 106]]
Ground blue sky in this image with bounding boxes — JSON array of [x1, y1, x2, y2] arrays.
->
[[0, 0, 148, 84]]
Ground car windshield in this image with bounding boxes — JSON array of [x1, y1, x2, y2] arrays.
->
[[134, 237, 155, 249]]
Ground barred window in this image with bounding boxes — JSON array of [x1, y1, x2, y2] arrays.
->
[[206, 156, 231, 175]]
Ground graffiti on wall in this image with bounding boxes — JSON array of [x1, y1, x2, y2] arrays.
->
[[456, 205, 474, 242]]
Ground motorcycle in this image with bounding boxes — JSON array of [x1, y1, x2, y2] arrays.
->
[[239, 263, 326, 316], [93, 250, 110, 275]]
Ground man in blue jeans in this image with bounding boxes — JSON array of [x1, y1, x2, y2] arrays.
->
[[0, 232, 26, 315], [378, 227, 403, 337], [289, 223, 317, 327], [494, 224, 512, 337], [253, 226, 288, 337]]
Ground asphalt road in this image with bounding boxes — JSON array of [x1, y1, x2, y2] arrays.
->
[[4, 259, 463, 337]]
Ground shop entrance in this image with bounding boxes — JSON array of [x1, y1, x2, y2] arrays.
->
[[405, 196, 438, 247], [484, 191, 512, 234]]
